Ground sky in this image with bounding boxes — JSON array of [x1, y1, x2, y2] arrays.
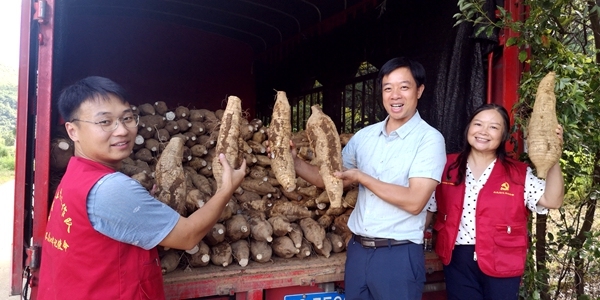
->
[[0, 1, 22, 69]]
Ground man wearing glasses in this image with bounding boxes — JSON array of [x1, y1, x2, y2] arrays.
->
[[38, 76, 247, 299]]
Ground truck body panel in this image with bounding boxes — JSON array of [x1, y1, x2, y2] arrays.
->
[[13, 0, 524, 298], [12, 0, 34, 295]]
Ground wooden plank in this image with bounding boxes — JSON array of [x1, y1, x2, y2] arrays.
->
[[163, 250, 443, 299], [163, 253, 345, 300]]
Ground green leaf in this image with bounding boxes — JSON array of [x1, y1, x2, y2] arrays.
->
[[485, 26, 495, 38], [518, 50, 528, 62], [506, 37, 518, 47], [460, 2, 474, 11], [475, 26, 487, 37]]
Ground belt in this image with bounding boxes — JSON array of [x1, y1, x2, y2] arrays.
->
[[354, 235, 412, 248]]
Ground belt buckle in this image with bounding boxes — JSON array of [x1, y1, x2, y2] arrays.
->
[[363, 239, 376, 247]]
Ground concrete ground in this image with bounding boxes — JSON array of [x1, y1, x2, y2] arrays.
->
[[1, 179, 23, 300]]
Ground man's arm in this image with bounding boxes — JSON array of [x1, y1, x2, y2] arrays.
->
[[335, 168, 439, 215], [269, 140, 330, 188], [334, 130, 445, 215], [160, 154, 246, 250], [293, 153, 325, 188]]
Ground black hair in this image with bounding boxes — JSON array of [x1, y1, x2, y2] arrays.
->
[[446, 103, 515, 185], [58, 76, 128, 122], [377, 57, 426, 88]]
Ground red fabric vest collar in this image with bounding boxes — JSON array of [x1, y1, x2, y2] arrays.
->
[[433, 153, 530, 277], [38, 157, 165, 299]]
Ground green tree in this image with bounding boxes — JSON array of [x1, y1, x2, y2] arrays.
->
[[0, 64, 17, 147], [456, 0, 600, 299]]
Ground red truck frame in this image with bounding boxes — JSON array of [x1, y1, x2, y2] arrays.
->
[[12, 0, 526, 298]]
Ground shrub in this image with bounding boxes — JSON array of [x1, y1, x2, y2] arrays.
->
[[0, 144, 15, 171], [0, 155, 14, 171]]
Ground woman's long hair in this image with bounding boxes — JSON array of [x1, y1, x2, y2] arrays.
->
[[446, 103, 515, 185]]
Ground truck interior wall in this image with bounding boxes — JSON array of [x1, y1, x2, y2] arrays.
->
[[51, 6, 257, 121], [253, 0, 491, 154], [49, 0, 491, 155], [430, 21, 492, 153], [430, 0, 503, 153]]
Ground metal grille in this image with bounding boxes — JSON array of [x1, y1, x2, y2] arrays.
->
[[289, 61, 381, 133], [341, 73, 380, 133], [290, 82, 323, 132]]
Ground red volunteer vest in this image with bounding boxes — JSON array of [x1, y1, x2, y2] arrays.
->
[[38, 157, 165, 300], [433, 153, 529, 277]]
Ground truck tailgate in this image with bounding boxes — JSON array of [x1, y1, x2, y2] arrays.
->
[[162, 251, 444, 299], [163, 252, 346, 299]]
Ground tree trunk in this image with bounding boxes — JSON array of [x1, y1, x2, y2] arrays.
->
[[574, 253, 585, 296], [572, 3, 600, 298], [573, 150, 600, 298], [588, 0, 600, 63], [535, 213, 550, 300]]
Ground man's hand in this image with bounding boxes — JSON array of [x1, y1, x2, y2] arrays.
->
[[150, 184, 158, 197], [265, 139, 298, 159], [217, 153, 246, 192], [334, 168, 363, 187]]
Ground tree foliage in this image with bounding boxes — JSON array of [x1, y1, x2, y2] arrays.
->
[[456, 0, 600, 299], [0, 64, 17, 147]]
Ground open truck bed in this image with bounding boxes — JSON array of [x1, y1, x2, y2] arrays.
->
[[13, 0, 525, 298]]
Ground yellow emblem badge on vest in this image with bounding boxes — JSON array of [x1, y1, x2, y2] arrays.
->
[[501, 182, 510, 191]]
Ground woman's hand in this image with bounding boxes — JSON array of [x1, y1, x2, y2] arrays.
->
[[556, 124, 564, 145]]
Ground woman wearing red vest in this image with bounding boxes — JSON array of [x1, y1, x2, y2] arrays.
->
[[427, 103, 564, 300], [38, 77, 247, 299]]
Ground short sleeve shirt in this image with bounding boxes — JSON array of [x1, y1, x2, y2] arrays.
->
[[87, 172, 180, 250], [426, 159, 547, 245], [344, 112, 446, 243]]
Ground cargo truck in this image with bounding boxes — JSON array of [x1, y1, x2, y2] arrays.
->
[[12, 0, 525, 299]]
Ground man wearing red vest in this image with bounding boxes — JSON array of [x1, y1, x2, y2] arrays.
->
[[427, 104, 564, 300], [38, 76, 246, 299]]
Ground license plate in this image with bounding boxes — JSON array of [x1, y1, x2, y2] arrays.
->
[[284, 291, 345, 300]]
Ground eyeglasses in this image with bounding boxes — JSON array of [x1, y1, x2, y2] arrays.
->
[[71, 114, 140, 132]]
